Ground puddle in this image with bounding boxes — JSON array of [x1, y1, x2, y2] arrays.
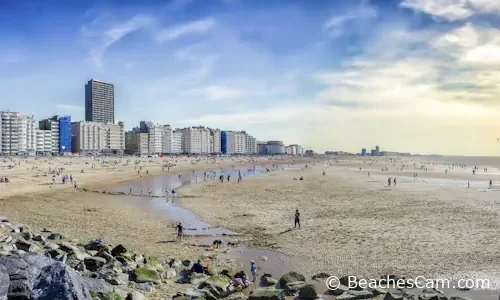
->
[[112, 164, 295, 236]]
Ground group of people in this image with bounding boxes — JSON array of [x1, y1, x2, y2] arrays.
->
[[0, 177, 9, 183]]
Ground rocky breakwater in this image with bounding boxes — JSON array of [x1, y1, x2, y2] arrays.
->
[[0, 217, 181, 300]]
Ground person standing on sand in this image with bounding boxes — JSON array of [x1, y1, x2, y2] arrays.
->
[[490, 179, 493, 189], [394, 177, 396, 185], [176, 222, 183, 242], [294, 210, 301, 229], [250, 260, 257, 282], [128, 188, 132, 196], [468, 181, 470, 188], [388, 178, 391, 186]]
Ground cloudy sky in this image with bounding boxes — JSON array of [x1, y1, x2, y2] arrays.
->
[[1, 0, 500, 156]]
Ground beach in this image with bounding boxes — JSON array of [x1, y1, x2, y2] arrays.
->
[[178, 158, 500, 288], [2, 155, 500, 298]]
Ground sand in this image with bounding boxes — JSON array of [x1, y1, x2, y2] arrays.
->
[[0, 155, 312, 299], [178, 158, 500, 287], [3, 155, 500, 296]]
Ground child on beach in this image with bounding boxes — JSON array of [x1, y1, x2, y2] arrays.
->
[[250, 260, 257, 282], [294, 210, 301, 229], [176, 222, 183, 242]]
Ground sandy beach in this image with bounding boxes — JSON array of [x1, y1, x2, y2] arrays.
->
[[0, 155, 313, 299], [2, 155, 500, 298], [178, 158, 500, 288]]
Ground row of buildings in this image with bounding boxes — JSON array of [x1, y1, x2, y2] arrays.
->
[[0, 79, 303, 156], [360, 146, 411, 157]]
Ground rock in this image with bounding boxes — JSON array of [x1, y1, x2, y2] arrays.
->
[[327, 284, 349, 296], [223, 292, 246, 300], [285, 281, 307, 294], [311, 272, 330, 281], [106, 273, 129, 286], [84, 256, 107, 272], [182, 287, 205, 298], [145, 256, 164, 272], [81, 277, 113, 300], [298, 284, 319, 299], [368, 287, 388, 296], [96, 250, 114, 263], [22, 231, 33, 241], [182, 260, 194, 269], [31, 261, 93, 300], [129, 281, 155, 293], [278, 271, 306, 289], [127, 291, 146, 300], [85, 241, 110, 253], [418, 289, 447, 300], [110, 245, 127, 257], [0, 253, 53, 299], [115, 289, 129, 299], [98, 262, 122, 280], [0, 235, 13, 244], [132, 254, 144, 264], [32, 235, 46, 243], [15, 240, 40, 253], [336, 290, 374, 300], [260, 274, 278, 287], [249, 287, 284, 300], [161, 268, 176, 279], [384, 292, 404, 300], [116, 255, 137, 273], [43, 243, 59, 251], [47, 233, 64, 240], [132, 267, 161, 284], [169, 259, 182, 269], [449, 297, 472, 300], [59, 242, 89, 261], [0, 265, 9, 300], [186, 272, 210, 285], [199, 275, 232, 294], [46, 249, 65, 259]]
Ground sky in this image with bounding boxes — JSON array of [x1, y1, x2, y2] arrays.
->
[[1, 0, 500, 156]]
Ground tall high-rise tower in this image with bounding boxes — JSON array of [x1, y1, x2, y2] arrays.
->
[[85, 79, 114, 124]]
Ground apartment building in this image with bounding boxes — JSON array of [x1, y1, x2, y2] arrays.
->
[[162, 125, 173, 154], [172, 130, 183, 154], [125, 131, 149, 155], [0, 111, 36, 155], [180, 126, 210, 154], [85, 79, 114, 124], [221, 131, 246, 154], [210, 128, 221, 154], [244, 133, 257, 154], [35, 129, 52, 154], [71, 121, 125, 154]]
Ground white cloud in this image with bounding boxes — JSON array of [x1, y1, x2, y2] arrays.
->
[[156, 18, 215, 43], [85, 15, 154, 66], [323, 0, 377, 38], [432, 23, 500, 66], [400, 0, 500, 21]]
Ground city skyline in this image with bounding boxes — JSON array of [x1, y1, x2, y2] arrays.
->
[[1, 0, 500, 155]]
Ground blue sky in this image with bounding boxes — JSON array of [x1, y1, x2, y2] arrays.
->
[[1, 0, 500, 155]]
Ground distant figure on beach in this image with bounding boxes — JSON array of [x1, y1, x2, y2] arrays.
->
[[394, 178, 396, 185], [74, 182, 77, 192], [490, 179, 493, 189], [468, 181, 470, 188], [176, 222, 183, 242], [294, 209, 301, 229], [388, 178, 392, 186], [212, 240, 222, 249], [219, 175, 224, 183], [473, 170, 476, 175], [148, 191, 152, 196], [128, 188, 132, 195], [368, 171, 370, 177], [299, 176, 303, 181], [322, 171, 325, 176], [250, 260, 257, 282], [171, 189, 176, 198], [227, 175, 230, 182]]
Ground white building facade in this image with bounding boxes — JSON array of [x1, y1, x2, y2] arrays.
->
[[125, 131, 149, 155], [180, 127, 210, 154], [0, 111, 36, 155], [172, 130, 183, 154], [72, 121, 125, 154], [35, 129, 52, 154]]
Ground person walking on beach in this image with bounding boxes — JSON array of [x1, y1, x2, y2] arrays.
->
[[393, 177, 396, 185], [489, 179, 493, 189], [468, 181, 470, 188], [74, 182, 78, 192], [128, 188, 132, 196], [250, 260, 257, 282], [294, 210, 301, 229], [388, 177, 391, 186], [176, 222, 183, 242], [227, 175, 230, 182]]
